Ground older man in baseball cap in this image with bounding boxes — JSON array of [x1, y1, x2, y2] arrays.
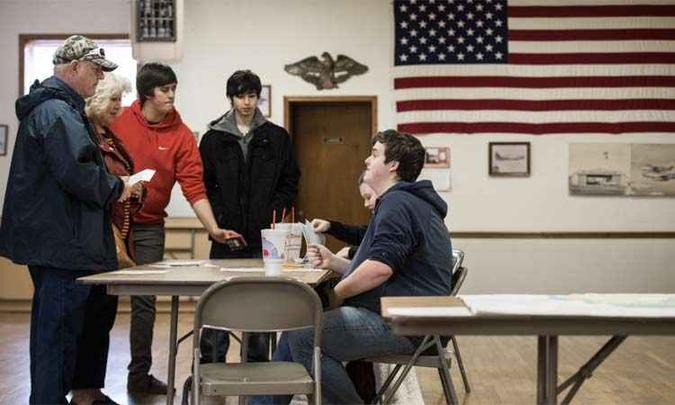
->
[[0, 35, 132, 405], [51, 35, 118, 98]]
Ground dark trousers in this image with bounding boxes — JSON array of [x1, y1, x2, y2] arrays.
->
[[128, 224, 165, 378], [29, 266, 118, 405], [200, 329, 271, 363], [200, 246, 270, 363]]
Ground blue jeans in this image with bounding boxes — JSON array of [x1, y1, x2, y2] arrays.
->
[[250, 306, 416, 405], [29, 266, 117, 404]]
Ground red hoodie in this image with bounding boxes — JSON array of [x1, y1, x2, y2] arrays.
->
[[110, 100, 207, 225]]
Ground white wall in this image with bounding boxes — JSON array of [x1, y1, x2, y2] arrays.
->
[[0, 0, 673, 293]]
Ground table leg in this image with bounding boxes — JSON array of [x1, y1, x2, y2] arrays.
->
[[545, 336, 558, 405], [166, 296, 179, 405], [558, 335, 627, 405], [537, 336, 547, 405]]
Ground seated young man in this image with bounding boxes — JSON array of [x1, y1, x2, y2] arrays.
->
[[251, 129, 453, 405]]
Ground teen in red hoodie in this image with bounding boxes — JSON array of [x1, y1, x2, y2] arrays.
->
[[110, 63, 242, 394]]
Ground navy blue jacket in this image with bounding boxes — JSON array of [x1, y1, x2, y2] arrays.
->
[[344, 180, 453, 313], [0, 77, 122, 271]]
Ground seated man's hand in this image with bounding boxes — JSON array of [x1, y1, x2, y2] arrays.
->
[[335, 246, 351, 259], [307, 243, 335, 269], [311, 219, 330, 233]]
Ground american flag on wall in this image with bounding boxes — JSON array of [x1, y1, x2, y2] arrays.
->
[[393, 0, 675, 135]]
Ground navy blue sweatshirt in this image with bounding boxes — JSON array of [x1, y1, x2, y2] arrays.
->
[[343, 180, 453, 314]]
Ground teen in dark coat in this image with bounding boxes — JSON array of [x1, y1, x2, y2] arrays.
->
[[199, 70, 300, 364]]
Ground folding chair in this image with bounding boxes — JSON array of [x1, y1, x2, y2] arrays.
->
[[185, 277, 323, 405], [367, 248, 471, 405]]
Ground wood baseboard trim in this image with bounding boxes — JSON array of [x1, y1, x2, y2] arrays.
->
[[0, 297, 196, 314]]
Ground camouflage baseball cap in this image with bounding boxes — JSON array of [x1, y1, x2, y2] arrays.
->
[[52, 35, 118, 72]]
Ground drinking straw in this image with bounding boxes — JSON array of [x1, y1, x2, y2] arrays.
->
[[272, 210, 276, 229], [291, 205, 295, 223], [281, 207, 287, 224]]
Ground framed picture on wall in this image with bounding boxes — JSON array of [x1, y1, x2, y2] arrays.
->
[[424, 146, 450, 168], [259, 85, 271, 117], [489, 142, 530, 177], [0, 124, 8, 156]]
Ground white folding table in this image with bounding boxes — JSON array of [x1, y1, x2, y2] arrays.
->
[[78, 259, 333, 405], [382, 295, 675, 405]]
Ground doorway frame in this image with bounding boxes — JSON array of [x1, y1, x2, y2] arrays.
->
[[284, 96, 378, 138]]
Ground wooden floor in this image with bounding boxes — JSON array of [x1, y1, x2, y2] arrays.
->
[[1, 312, 674, 405]]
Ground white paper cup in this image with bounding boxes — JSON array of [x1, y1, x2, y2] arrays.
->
[[264, 259, 283, 276], [261, 228, 290, 274], [276, 223, 303, 262]]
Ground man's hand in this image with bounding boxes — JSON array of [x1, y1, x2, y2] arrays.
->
[[210, 228, 246, 245], [311, 219, 331, 233], [306, 243, 335, 269]]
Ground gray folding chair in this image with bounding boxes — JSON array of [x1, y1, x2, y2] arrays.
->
[[367, 248, 471, 405], [186, 277, 323, 405]]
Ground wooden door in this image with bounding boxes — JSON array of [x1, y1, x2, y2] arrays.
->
[[287, 98, 376, 253]]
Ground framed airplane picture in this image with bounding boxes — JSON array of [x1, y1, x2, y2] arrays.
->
[[489, 142, 530, 177]]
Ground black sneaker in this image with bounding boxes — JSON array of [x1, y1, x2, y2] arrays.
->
[[127, 373, 168, 395]]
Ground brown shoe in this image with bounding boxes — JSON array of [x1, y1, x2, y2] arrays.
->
[[127, 373, 168, 395]]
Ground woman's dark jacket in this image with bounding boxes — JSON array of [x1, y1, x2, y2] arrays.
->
[[0, 77, 122, 272], [98, 127, 144, 259]]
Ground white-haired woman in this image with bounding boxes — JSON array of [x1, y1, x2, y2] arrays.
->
[[67, 73, 144, 405], [87, 73, 145, 266]]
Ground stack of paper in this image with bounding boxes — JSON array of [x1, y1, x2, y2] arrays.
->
[[461, 294, 675, 318], [149, 260, 204, 269], [302, 220, 326, 246]]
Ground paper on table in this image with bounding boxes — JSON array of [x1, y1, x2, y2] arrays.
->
[[387, 307, 473, 317], [148, 260, 205, 269], [155, 260, 204, 267], [114, 270, 169, 275], [220, 267, 264, 272], [461, 294, 675, 318], [128, 169, 156, 185]]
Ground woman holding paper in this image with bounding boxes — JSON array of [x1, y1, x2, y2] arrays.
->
[[86, 73, 145, 268]]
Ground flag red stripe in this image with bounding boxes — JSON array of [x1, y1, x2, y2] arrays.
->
[[509, 53, 675, 64], [397, 99, 675, 112], [397, 122, 675, 135], [394, 76, 675, 89], [510, 29, 675, 41], [509, 5, 675, 18]]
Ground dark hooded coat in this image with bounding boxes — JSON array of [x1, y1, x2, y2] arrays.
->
[[0, 77, 122, 271]]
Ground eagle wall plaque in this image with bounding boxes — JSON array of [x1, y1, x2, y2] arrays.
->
[[284, 52, 368, 90]]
